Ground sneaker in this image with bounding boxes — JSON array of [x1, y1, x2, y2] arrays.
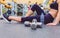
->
[[3, 13, 11, 22]]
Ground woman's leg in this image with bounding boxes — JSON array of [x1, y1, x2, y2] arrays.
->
[[21, 13, 54, 24], [3, 11, 54, 24], [8, 13, 54, 24], [8, 15, 40, 22], [26, 4, 45, 17], [31, 4, 45, 15], [8, 16, 21, 22]]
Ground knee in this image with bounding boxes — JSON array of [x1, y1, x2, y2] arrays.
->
[[31, 4, 40, 12], [32, 4, 39, 8]]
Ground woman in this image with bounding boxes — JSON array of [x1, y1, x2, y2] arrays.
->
[[3, 0, 60, 26]]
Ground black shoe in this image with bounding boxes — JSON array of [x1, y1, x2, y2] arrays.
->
[[3, 13, 11, 22]]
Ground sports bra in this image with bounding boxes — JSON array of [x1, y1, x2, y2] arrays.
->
[[50, 1, 58, 10]]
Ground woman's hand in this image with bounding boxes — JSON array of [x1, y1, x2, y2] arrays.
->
[[46, 23, 57, 26]]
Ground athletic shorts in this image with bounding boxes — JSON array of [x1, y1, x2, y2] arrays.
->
[[44, 13, 54, 24]]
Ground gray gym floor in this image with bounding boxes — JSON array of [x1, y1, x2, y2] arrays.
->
[[0, 20, 60, 38]]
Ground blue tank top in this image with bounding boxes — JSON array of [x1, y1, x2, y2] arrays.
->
[[50, 1, 58, 10]]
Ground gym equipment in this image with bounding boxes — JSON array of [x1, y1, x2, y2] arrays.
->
[[0, 0, 6, 5], [0, 4, 3, 20], [30, 22, 42, 30], [4, 4, 12, 9], [40, 13, 44, 23], [0, 0, 12, 20], [0, 0, 12, 9], [24, 19, 42, 30], [24, 21, 30, 27]]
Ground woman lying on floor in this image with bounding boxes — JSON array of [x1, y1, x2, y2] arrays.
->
[[3, 0, 60, 26]]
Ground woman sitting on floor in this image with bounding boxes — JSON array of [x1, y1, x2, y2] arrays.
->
[[3, 0, 60, 26]]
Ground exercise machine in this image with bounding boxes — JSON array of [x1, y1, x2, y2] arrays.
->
[[0, 0, 12, 20]]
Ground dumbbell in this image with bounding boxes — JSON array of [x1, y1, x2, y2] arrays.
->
[[24, 21, 42, 30], [30, 19, 37, 30], [30, 22, 42, 30], [24, 21, 30, 27], [30, 22, 37, 30], [36, 22, 42, 28]]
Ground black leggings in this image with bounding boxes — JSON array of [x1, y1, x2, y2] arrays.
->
[[21, 4, 54, 24]]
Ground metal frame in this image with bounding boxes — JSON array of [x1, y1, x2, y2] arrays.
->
[[0, 4, 3, 19]]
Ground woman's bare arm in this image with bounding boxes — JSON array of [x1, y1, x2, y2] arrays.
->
[[53, 3, 60, 24]]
